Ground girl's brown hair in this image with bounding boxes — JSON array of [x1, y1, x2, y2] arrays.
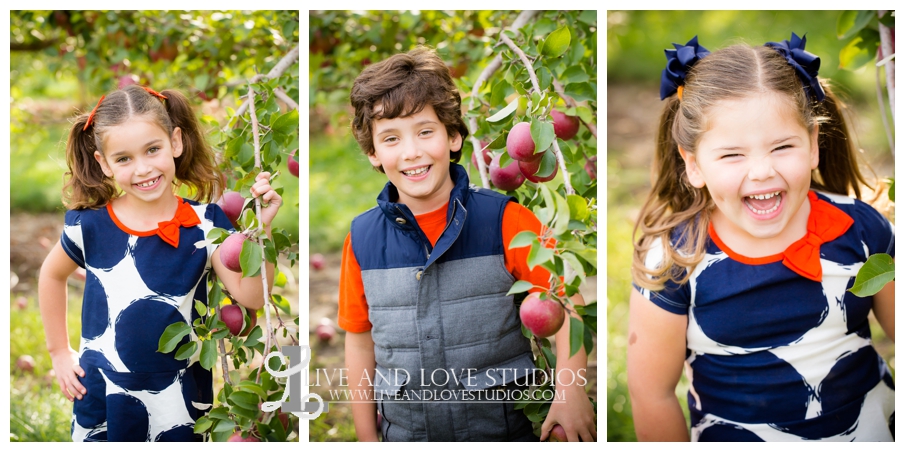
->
[[350, 46, 469, 172], [63, 85, 221, 210], [633, 44, 872, 291]]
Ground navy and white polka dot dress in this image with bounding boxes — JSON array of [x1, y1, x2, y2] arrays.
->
[[60, 198, 234, 442], [636, 191, 895, 441]]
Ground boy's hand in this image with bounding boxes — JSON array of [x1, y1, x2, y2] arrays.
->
[[540, 384, 597, 441], [50, 347, 86, 402], [249, 171, 282, 229]]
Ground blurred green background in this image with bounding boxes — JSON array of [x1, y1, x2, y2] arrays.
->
[[606, 10, 895, 442], [9, 10, 300, 441]]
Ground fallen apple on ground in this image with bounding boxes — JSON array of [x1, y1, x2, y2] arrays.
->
[[519, 293, 564, 338], [16, 355, 36, 373], [310, 253, 325, 271]]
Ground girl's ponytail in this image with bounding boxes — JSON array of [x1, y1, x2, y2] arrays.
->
[[62, 115, 118, 210], [811, 82, 871, 200], [160, 89, 222, 203]]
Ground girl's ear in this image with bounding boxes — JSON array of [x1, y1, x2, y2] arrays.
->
[[809, 124, 819, 170], [448, 131, 463, 153], [93, 151, 113, 178], [678, 146, 706, 188], [171, 127, 184, 158]]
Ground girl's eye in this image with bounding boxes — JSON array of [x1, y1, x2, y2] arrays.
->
[[773, 145, 792, 152], [148, 146, 160, 154], [720, 153, 741, 159]]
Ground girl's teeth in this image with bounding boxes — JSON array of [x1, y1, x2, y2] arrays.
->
[[403, 167, 429, 176], [744, 192, 782, 215], [750, 191, 780, 200], [137, 177, 159, 187]]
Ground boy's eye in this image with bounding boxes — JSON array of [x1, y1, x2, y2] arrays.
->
[[419, 129, 433, 136], [116, 156, 130, 163]]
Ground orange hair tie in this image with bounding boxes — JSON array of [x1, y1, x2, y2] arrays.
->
[[142, 86, 168, 100], [677, 85, 684, 101], [83, 95, 105, 131]]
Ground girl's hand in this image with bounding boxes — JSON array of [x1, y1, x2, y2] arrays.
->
[[50, 347, 86, 402], [249, 171, 282, 230], [540, 384, 597, 441]]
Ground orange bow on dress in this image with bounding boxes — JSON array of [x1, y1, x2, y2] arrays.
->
[[157, 199, 201, 247], [781, 191, 853, 282]]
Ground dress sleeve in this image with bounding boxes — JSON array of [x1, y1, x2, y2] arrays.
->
[[852, 199, 895, 258], [502, 202, 556, 292], [631, 237, 691, 315], [61, 210, 86, 268], [338, 232, 372, 333]]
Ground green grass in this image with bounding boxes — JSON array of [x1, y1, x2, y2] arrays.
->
[[10, 292, 83, 442]]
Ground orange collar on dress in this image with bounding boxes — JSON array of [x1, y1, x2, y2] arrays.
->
[[106, 197, 201, 248], [708, 191, 854, 282]]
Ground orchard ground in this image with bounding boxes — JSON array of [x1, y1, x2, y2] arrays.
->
[[307, 252, 598, 442], [9, 212, 301, 442]]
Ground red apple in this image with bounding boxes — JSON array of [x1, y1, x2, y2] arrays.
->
[[519, 293, 564, 338], [489, 153, 525, 191], [217, 191, 245, 226], [517, 154, 558, 183], [585, 156, 597, 180], [219, 233, 246, 273], [15, 296, 27, 310], [310, 253, 325, 271], [316, 324, 336, 343], [471, 141, 492, 169], [506, 122, 540, 162], [288, 150, 299, 177], [551, 110, 580, 140], [16, 355, 36, 373], [549, 424, 567, 442], [118, 75, 137, 89], [227, 431, 260, 442]]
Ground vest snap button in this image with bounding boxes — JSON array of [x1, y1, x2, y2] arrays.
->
[[416, 271, 423, 280], [395, 217, 407, 225]]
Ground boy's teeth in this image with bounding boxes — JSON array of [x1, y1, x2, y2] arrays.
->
[[403, 166, 429, 176]]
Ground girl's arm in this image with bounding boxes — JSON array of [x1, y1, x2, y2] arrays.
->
[[213, 172, 282, 310], [872, 279, 894, 342], [540, 293, 597, 442], [626, 287, 690, 441], [38, 241, 87, 402], [345, 331, 379, 441]]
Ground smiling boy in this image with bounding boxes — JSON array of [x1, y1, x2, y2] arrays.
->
[[337, 47, 596, 442]]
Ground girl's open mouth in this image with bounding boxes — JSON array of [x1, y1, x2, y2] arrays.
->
[[134, 176, 162, 190], [743, 191, 783, 217]]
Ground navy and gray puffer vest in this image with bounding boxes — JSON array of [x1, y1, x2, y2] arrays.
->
[[350, 164, 538, 441]]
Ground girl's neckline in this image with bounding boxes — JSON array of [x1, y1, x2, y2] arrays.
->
[[106, 195, 185, 236], [707, 191, 816, 265]]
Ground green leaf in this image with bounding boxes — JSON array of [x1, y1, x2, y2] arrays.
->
[[561, 252, 587, 285], [244, 325, 263, 348], [837, 11, 875, 40], [583, 320, 596, 355], [201, 338, 218, 370], [229, 390, 261, 411], [193, 416, 213, 434], [527, 242, 555, 270], [529, 120, 555, 155], [174, 341, 197, 361], [212, 419, 237, 433], [537, 66, 552, 91], [564, 82, 596, 102], [157, 322, 191, 353], [509, 230, 538, 249], [541, 26, 571, 58], [552, 190, 571, 236], [240, 238, 263, 278], [507, 280, 534, 295], [534, 146, 558, 179], [541, 344, 557, 370], [848, 253, 895, 297], [567, 194, 590, 222], [236, 380, 268, 400], [569, 316, 584, 357], [491, 79, 512, 108], [487, 132, 508, 150], [488, 98, 518, 123], [839, 28, 880, 71], [888, 178, 894, 202], [560, 65, 589, 85]]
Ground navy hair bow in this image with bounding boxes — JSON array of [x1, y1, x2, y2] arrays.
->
[[765, 33, 826, 102], [660, 36, 711, 100]]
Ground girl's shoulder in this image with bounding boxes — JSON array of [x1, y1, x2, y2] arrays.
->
[[813, 191, 893, 230]]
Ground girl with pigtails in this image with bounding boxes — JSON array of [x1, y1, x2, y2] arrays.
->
[[38, 84, 284, 441], [627, 34, 894, 441]]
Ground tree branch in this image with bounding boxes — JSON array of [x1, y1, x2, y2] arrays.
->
[[229, 45, 300, 126], [878, 11, 895, 129], [466, 10, 539, 188], [246, 83, 276, 384]]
